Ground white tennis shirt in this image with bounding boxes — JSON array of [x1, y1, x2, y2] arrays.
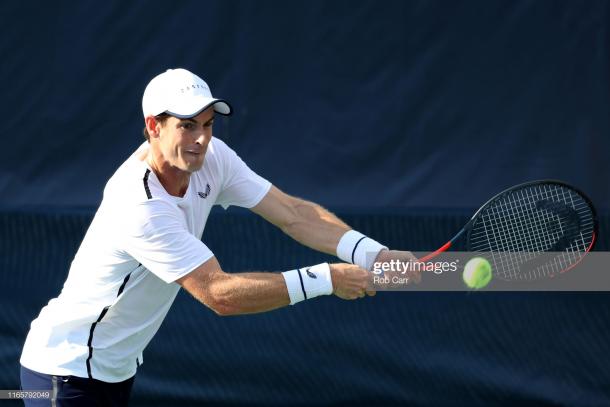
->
[[20, 137, 271, 383]]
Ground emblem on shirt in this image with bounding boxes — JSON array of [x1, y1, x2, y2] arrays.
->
[[306, 268, 317, 279], [198, 183, 211, 199]]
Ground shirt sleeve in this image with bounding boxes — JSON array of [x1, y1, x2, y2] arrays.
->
[[214, 139, 272, 210], [123, 200, 214, 283]]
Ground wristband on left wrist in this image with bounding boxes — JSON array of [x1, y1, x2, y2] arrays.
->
[[336, 230, 388, 270]]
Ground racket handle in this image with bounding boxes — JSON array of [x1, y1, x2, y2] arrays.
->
[[418, 241, 452, 262]]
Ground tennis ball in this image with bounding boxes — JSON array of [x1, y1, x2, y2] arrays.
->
[[463, 257, 492, 289]]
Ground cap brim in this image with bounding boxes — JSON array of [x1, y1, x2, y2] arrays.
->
[[166, 99, 233, 119]]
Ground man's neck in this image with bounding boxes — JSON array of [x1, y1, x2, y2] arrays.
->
[[146, 153, 190, 197]]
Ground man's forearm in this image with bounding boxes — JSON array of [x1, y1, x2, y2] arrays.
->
[[203, 271, 291, 315], [279, 199, 351, 255], [251, 186, 386, 267], [178, 257, 372, 315]]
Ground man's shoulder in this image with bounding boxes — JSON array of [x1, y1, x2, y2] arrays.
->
[[197, 137, 233, 179], [209, 136, 229, 151], [208, 137, 243, 161], [204, 137, 246, 174], [103, 154, 156, 205]]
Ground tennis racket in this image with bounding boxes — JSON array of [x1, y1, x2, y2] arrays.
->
[[418, 180, 598, 281]]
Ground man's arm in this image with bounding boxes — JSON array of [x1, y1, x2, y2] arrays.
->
[[177, 256, 373, 316], [176, 256, 289, 315], [251, 186, 420, 282], [250, 186, 351, 255]]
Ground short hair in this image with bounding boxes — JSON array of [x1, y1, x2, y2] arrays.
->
[[142, 113, 171, 142]]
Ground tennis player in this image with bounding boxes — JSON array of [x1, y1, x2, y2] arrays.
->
[[19, 68, 418, 406]]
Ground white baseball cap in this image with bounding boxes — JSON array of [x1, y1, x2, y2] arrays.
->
[[142, 68, 232, 118]]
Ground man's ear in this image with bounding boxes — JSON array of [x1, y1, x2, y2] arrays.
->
[[145, 116, 161, 139]]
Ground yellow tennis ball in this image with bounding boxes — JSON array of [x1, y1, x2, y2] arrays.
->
[[463, 257, 492, 289]]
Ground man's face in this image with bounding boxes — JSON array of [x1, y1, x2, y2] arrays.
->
[[152, 107, 215, 173]]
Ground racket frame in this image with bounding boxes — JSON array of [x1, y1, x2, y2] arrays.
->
[[418, 179, 598, 264]]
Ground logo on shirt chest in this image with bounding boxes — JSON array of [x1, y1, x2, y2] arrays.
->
[[198, 183, 211, 199]]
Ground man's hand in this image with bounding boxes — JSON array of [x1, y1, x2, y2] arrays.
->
[[372, 249, 422, 285], [329, 263, 376, 299]]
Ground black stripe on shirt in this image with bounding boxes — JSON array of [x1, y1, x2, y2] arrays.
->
[[117, 272, 132, 297], [143, 169, 152, 199], [86, 306, 110, 379], [85, 268, 136, 379]]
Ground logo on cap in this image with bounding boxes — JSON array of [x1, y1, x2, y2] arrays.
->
[[180, 83, 210, 93]]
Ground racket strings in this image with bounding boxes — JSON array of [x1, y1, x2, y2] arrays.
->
[[470, 198, 591, 251], [469, 184, 595, 281]]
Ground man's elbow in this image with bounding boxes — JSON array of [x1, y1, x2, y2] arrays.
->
[[204, 289, 241, 316], [207, 300, 238, 316], [279, 218, 299, 236], [178, 259, 241, 316], [278, 199, 310, 235]]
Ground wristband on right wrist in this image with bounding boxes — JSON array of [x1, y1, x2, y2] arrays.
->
[[281, 262, 333, 305]]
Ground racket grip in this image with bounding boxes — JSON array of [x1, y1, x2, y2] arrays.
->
[[418, 241, 452, 262]]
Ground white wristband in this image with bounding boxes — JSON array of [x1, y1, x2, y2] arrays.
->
[[282, 263, 333, 305], [337, 230, 387, 270]]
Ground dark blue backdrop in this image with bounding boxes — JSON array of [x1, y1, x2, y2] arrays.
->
[[1, 1, 609, 406], [0, 0, 608, 209]]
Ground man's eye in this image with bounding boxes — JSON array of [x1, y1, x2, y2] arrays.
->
[[181, 122, 195, 130], [204, 121, 214, 128]]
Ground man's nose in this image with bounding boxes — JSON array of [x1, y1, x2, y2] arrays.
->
[[194, 131, 207, 145]]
